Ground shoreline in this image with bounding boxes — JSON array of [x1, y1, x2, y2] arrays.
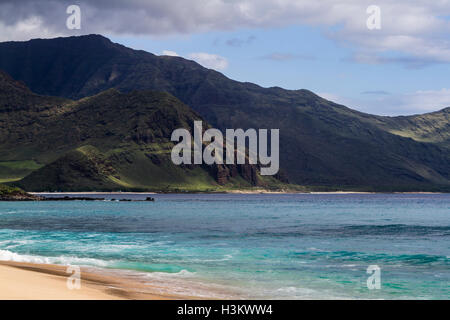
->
[[0, 261, 196, 300], [29, 191, 446, 195], [30, 192, 158, 195]]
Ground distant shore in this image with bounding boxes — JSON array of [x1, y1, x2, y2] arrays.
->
[[29, 190, 445, 195], [0, 261, 193, 300], [0, 189, 442, 201], [30, 192, 158, 195]]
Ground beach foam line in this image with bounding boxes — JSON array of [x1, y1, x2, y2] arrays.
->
[[0, 249, 110, 267], [0, 249, 237, 299]]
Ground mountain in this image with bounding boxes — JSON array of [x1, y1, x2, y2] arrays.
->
[[0, 71, 281, 192], [0, 35, 449, 191]]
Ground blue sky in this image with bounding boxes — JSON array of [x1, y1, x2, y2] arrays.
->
[[1, 0, 450, 116]]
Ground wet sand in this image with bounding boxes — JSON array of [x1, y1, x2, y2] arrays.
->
[[0, 261, 193, 300]]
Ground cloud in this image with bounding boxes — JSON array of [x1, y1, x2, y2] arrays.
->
[[161, 50, 179, 56], [396, 88, 450, 114], [187, 52, 228, 70], [361, 90, 390, 95], [345, 52, 449, 69], [160, 50, 229, 71], [1, 1, 450, 67], [260, 52, 315, 61], [320, 88, 450, 116], [0, 15, 63, 41], [225, 35, 256, 47]]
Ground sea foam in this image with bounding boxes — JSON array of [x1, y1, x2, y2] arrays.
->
[[0, 249, 110, 267]]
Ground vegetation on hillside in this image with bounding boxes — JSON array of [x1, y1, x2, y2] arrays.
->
[[0, 72, 284, 192], [0, 183, 39, 200]]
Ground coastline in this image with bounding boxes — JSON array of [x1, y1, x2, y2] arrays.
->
[[0, 261, 194, 300], [29, 192, 158, 195], [29, 190, 445, 195]]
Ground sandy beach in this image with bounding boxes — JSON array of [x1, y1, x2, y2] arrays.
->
[[0, 261, 190, 300]]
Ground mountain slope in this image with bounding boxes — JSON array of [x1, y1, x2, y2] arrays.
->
[[374, 107, 450, 149], [0, 35, 449, 191], [0, 71, 277, 191]]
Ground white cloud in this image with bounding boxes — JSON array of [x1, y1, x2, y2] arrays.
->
[[0, 16, 62, 41], [160, 50, 229, 70], [161, 50, 179, 57], [187, 52, 228, 70]]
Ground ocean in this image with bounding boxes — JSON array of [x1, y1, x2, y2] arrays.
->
[[0, 193, 448, 299]]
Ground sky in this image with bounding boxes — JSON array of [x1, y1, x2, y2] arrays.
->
[[1, 0, 450, 116]]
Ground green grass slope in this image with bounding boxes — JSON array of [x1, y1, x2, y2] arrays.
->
[[373, 107, 450, 149]]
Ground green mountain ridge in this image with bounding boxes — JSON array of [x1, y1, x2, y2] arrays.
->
[[374, 107, 450, 149], [0, 71, 282, 191], [0, 35, 449, 191]]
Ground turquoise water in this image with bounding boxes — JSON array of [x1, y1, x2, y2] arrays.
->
[[0, 193, 449, 299]]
